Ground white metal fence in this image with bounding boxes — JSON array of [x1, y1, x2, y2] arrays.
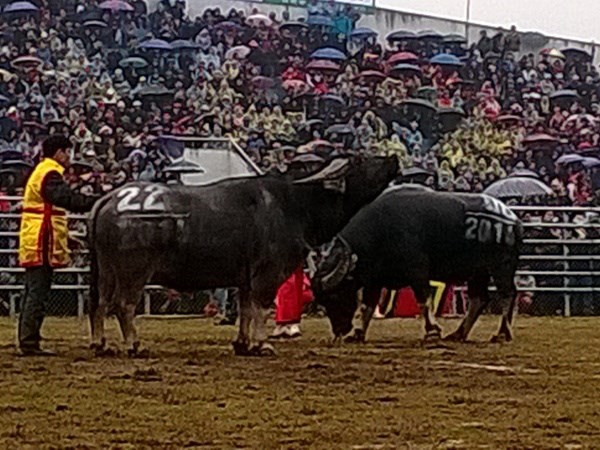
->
[[0, 199, 598, 318]]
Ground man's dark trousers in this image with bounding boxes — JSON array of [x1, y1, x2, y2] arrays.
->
[[18, 265, 53, 350]]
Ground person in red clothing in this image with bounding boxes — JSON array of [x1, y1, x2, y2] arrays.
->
[[271, 266, 314, 339]]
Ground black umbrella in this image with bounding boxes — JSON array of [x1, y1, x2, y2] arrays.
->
[[325, 124, 353, 136], [279, 21, 308, 33], [401, 167, 433, 178], [387, 30, 417, 42], [437, 107, 466, 133], [2, 159, 32, 169]]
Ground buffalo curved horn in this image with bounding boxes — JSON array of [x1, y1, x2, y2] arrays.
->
[[293, 158, 350, 184], [318, 249, 353, 292]]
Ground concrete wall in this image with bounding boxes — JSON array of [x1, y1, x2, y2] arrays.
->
[[147, 0, 599, 64]]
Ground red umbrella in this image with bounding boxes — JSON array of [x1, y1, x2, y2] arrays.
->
[[387, 52, 419, 65], [522, 133, 559, 145], [354, 70, 386, 84], [306, 59, 340, 72], [496, 114, 523, 123]]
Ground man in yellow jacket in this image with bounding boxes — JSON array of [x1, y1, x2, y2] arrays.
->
[[18, 135, 97, 356]]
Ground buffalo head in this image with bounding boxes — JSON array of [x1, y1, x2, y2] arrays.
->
[[311, 236, 360, 338]]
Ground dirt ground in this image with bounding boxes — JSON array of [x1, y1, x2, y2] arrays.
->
[[0, 316, 599, 449]]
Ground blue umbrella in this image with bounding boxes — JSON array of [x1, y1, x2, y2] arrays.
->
[[170, 39, 200, 50], [430, 53, 463, 66], [310, 47, 347, 61], [3, 1, 38, 13], [555, 154, 584, 165], [350, 27, 377, 38], [139, 39, 172, 51], [307, 15, 334, 27]]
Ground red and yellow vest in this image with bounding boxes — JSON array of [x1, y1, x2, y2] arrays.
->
[[18, 158, 70, 268]]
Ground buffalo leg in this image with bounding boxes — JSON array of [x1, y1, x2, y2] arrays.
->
[[345, 287, 380, 343], [90, 268, 114, 356], [117, 300, 148, 358], [491, 278, 518, 343], [445, 276, 490, 342], [233, 288, 252, 355], [249, 298, 276, 356], [414, 283, 441, 340]]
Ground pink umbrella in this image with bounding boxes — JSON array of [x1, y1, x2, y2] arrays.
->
[[306, 59, 340, 72], [354, 70, 386, 84], [11, 55, 42, 70], [282, 79, 308, 91], [387, 52, 419, 65], [98, 0, 134, 12], [522, 133, 559, 146]]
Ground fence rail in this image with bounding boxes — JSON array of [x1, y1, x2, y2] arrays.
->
[[0, 200, 597, 318]]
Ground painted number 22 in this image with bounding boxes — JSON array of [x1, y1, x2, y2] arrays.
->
[[116, 185, 167, 213]]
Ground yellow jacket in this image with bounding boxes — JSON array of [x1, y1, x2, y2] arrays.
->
[[18, 158, 69, 268]]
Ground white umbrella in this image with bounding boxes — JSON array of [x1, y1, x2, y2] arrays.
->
[[484, 177, 554, 199]]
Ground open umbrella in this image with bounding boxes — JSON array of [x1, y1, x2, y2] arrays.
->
[[418, 30, 443, 40], [522, 133, 558, 146], [443, 34, 466, 44], [561, 47, 591, 60], [98, 0, 133, 12], [484, 177, 554, 199], [279, 21, 308, 32], [555, 154, 585, 165], [389, 63, 422, 77], [310, 47, 347, 61], [163, 160, 205, 173], [83, 20, 107, 28], [401, 98, 437, 112], [387, 51, 419, 65], [387, 30, 417, 41], [350, 27, 377, 39], [215, 21, 242, 31], [139, 39, 172, 51], [354, 70, 386, 84], [306, 59, 340, 72], [118, 56, 148, 68], [319, 94, 345, 108], [136, 85, 173, 98], [11, 55, 42, 69], [306, 15, 333, 27], [325, 124, 353, 136], [246, 14, 272, 27], [438, 107, 466, 132], [251, 76, 275, 90], [2, 160, 33, 169], [509, 169, 540, 179], [282, 79, 307, 91], [430, 53, 463, 66], [550, 89, 579, 101], [170, 40, 200, 50], [582, 157, 600, 168], [225, 45, 250, 60], [0, 149, 22, 160], [3, 1, 38, 13]]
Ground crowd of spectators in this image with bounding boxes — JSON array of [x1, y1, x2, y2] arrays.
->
[[0, 0, 598, 316], [0, 0, 597, 207]]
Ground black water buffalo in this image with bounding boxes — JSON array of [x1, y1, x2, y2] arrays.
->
[[88, 156, 398, 357], [311, 185, 523, 343]]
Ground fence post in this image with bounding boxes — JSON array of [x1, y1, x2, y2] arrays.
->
[[144, 291, 151, 315], [9, 294, 16, 319], [77, 291, 85, 319], [563, 243, 571, 317]]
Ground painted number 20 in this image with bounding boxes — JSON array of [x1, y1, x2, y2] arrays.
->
[[116, 185, 167, 213]]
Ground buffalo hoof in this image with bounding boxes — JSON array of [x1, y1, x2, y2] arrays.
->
[[232, 340, 251, 356], [128, 348, 150, 359], [343, 329, 365, 344], [443, 331, 466, 342], [93, 346, 117, 358], [250, 343, 276, 357], [490, 333, 513, 344]]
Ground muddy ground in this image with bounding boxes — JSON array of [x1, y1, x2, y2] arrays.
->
[[0, 315, 599, 449]]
